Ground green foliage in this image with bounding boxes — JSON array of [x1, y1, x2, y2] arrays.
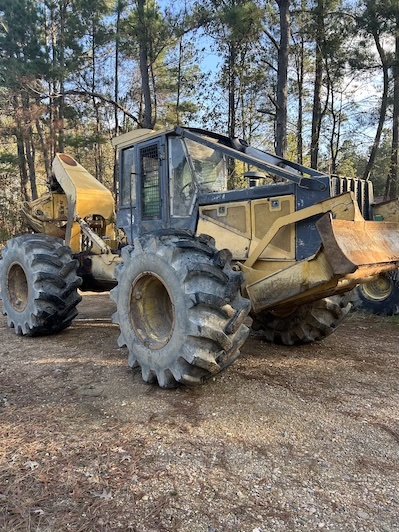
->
[[0, 153, 19, 172], [0, 0, 397, 217], [193, 0, 271, 138], [121, 0, 172, 60], [0, 163, 23, 245], [0, 0, 47, 88], [65, 132, 108, 150], [367, 131, 393, 196]]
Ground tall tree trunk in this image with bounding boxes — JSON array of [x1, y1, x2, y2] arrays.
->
[[295, 33, 304, 164], [21, 94, 38, 200], [36, 116, 51, 181], [294, 0, 307, 165], [13, 95, 29, 202], [137, 0, 153, 128], [25, 133, 38, 200], [227, 41, 237, 188], [311, 0, 324, 169], [113, 0, 123, 198], [276, 0, 290, 157], [58, 1, 66, 152], [240, 56, 246, 140], [150, 62, 158, 126], [90, 18, 103, 182], [49, 3, 57, 161], [329, 91, 342, 175], [385, 21, 399, 199], [228, 41, 237, 139], [363, 31, 389, 181], [176, 38, 183, 126]]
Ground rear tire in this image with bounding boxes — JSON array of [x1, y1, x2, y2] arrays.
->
[[110, 232, 251, 388], [0, 234, 82, 335], [352, 272, 399, 316], [252, 296, 352, 345]]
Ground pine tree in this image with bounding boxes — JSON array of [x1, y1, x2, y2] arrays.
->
[[0, 0, 47, 200]]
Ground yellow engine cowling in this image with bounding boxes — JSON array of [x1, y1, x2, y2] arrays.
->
[[22, 154, 118, 255], [51, 154, 118, 254]]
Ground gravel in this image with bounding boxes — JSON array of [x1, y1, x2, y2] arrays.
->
[[0, 293, 399, 531]]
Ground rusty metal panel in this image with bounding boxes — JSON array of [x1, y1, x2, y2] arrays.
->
[[244, 213, 399, 313], [374, 198, 399, 223], [317, 214, 399, 276], [245, 252, 335, 313]]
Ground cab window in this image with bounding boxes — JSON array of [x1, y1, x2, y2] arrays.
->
[[120, 146, 136, 207]]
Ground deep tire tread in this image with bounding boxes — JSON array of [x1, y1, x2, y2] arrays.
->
[[31, 255, 63, 268], [111, 233, 251, 388], [35, 272, 67, 288], [0, 234, 82, 336], [253, 296, 352, 346]]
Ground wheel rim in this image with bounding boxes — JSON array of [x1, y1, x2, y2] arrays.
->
[[7, 263, 29, 312], [129, 272, 175, 350], [360, 275, 394, 302]]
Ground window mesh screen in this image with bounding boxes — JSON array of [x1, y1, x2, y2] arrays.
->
[[140, 144, 161, 219]]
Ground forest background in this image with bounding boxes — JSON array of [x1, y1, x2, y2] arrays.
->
[[0, 0, 398, 243]]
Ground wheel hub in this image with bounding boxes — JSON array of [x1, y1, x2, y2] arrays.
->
[[360, 275, 394, 302], [7, 263, 29, 312], [129, 272, 175, 350]]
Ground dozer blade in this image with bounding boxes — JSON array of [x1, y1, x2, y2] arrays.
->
[[245, 213, 399, 314], [316, 213, 399, 277]]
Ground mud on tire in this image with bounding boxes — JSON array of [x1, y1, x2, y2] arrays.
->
[[252, 295, 352, 346], [110, 232, 251, 388], [0, 234, 82, 335]]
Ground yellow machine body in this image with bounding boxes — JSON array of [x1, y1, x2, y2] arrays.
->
[[374, 197, 399, 223], [22, 154, 118, 255], [52, 154, 117, 253], [21, 191, 69, 239], [197, 191, 399, 314], [20, 130, 399, 314]]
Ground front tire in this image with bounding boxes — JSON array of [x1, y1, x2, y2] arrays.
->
[[0, 234, 82, 335], [110, 233, 251, 388], [252, 296, 352, 345]]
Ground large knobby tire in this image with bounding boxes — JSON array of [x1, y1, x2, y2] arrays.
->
[[0, 234, 82, 336], [352, 272, 399, 316], [252, 296, 352, 346], [110, 233, 251, 388]]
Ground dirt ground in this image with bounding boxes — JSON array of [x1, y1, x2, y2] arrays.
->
[[0, 293, 399, 532]]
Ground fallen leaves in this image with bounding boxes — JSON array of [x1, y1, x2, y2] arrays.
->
[[92, 488, 113, 501], [24, 461, 39, 470]]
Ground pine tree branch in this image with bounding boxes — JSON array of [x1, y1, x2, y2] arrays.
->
[[264, 28, 280, 52], [61, 90, 142, 127], [36, 89, 142, 127]]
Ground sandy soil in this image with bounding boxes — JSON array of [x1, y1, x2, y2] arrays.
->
[[1, 293, 399, 531]]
